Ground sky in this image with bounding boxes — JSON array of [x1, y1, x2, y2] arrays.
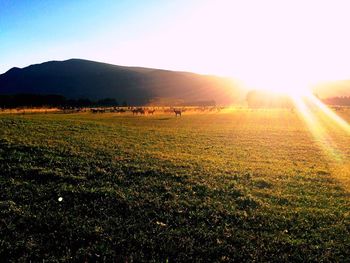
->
[[1, 0, 350, 91]]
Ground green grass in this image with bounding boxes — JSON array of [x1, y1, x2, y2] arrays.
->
[[0, 110, 349, 262]]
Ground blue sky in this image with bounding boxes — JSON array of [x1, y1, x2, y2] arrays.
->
[[1, 0, 350, 90], [0, 0, 190, 73]]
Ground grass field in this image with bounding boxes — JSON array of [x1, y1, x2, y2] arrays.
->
[[0, 110, 349, 262]]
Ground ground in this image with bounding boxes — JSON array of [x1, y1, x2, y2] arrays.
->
[[0, 109, 349, 262]]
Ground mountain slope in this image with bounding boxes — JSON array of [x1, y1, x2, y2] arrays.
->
[[0, 59, 241, 105]]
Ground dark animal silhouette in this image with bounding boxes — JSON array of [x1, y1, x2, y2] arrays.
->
[[132, 108, 145, 115], [91, 108, 105, 113], [174, 109, 182, 117], [147, 109, 155, 115]]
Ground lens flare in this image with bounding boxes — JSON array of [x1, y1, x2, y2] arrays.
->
[[291, 94, 344, 161], [290, 92, 350, 189], [307, 94, 350, 134]]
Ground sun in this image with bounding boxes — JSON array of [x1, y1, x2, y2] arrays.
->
[[241, 71, 312, 98]]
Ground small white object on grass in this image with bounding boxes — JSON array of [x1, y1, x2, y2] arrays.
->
[[156, 221, 166, 227], [58, 197, 63, 202]]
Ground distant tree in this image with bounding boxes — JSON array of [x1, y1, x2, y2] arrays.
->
[[97, 98, 118, 107], [0, 94, 67, 108], [323, 96, 350, 106], [66, 98, 93, 107], [0, 94, 147, 108], [44, 95, 66, 106]]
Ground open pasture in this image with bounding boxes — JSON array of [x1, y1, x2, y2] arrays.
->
[[0, 109, 349, 262]]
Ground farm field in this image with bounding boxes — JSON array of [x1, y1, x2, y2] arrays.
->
[[0, 109, 349, 262]]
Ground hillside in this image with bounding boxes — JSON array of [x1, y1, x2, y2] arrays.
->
[[0, 59, 242, 105]]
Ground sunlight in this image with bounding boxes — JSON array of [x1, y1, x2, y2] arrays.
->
[[291, 93, 350, 163], [117, 0, 350, 94], [307, 94, 350, 134], [291, 93, 350, 191], [242, 75, 312, 97], [292, 95, 341, 160]]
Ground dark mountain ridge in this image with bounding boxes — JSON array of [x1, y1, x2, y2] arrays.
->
[[0, 59, 241, 105]]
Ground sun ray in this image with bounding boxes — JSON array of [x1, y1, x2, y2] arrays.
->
[[307, 94, 350, 134], [291, 95, 344, 162], [290, 92, 350, 190]]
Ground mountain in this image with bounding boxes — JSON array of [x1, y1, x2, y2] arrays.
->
[[0, 59, 242, 105]]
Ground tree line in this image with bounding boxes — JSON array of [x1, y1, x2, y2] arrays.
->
[[322, 96, 350, 106], [1, 92, 348, 109], [0, 94, 127, 108]]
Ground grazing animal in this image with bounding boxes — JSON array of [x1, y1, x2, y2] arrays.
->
[[91, 108, 105, 113], [332, 106, 342, 111], [132, 108, 145, 115], [147, 109, 155, 115], [174, 109, 182, 117]]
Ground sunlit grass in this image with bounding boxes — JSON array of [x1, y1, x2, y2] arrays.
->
[[0, 110, 349, 261], [291, 92, 350, 190]]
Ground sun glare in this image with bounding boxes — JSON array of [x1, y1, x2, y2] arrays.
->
[[241, 73, 312, 98]]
